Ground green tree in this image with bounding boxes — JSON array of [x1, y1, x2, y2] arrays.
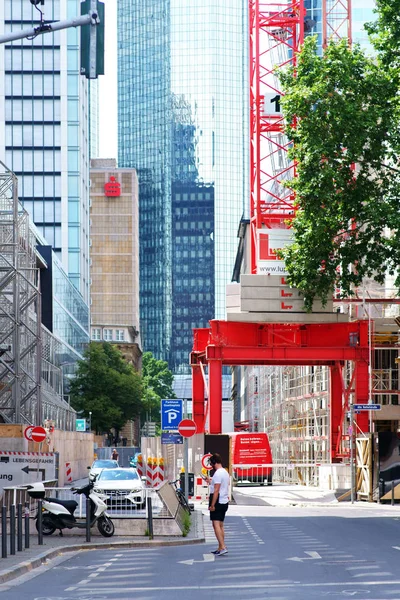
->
[[140, 352, 175, 425], [69, 342, 142, 437], [278, 36, 400, 310]]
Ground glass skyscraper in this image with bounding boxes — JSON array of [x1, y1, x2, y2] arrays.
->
[[0, 0, 90, 302], [118, 1, 248, 371]]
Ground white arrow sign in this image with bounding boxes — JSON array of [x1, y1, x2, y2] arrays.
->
[[179, 553, 215, 565], [287, 550, 321, 562]]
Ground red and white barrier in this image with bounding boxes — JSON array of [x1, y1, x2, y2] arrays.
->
[[65, 462, 72, 483]]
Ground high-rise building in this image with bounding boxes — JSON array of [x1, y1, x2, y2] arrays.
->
[[0, 0, 90, 302], [118, 1, 248, 371], [89, 158, 141, 368]]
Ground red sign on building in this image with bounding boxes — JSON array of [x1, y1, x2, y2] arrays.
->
[[104, 176, 121, 197]]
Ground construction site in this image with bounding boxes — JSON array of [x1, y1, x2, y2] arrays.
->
[[187, 0, 400, 502]]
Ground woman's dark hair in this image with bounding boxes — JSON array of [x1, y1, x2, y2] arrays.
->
[[210, 453, 222, 466]]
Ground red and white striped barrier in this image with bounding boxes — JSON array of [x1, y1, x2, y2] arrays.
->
[[136, 454, 144, 478], [65, 462, 72, 483]]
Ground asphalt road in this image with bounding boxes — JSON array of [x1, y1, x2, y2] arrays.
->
[[1, 505, 400, 600]]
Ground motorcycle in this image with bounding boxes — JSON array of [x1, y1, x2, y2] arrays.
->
[[27, 478, 115, 538]]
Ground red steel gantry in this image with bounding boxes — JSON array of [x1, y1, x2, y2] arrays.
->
[[191, 0, 368, 460]]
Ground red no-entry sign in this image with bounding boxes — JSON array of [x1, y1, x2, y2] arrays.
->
[[24, 426, 47, 443], [178, 419, 197, 438]]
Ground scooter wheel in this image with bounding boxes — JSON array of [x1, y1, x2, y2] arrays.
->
[[36, 516, 56, 536], [97, 515, 115, 537]]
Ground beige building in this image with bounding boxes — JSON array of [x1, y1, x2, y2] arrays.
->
[[89, 158, 141, 371]]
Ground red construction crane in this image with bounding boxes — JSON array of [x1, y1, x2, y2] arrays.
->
[[191, 0, 369, 456]]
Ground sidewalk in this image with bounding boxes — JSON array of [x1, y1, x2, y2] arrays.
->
[[0, 508, 205, 585]]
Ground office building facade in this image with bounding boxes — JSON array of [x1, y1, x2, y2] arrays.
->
[[89, 158, 141, 368], [0, 0, 90, 302], [118, 0, 248, 371]]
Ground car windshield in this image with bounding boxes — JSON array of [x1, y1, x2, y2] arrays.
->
[[92, 460, 118, 468], [97, 470, 139, 481]]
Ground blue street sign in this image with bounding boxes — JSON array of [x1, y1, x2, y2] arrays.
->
[[353, 404, 381, 411], [161, 432, 183, 445], [161, 399, 183, 431]]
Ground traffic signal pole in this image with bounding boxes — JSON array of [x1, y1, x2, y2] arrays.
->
[[0, 13, 96, 45], [0, 2, 103, 80]]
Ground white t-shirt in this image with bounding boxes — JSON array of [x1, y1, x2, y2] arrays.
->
[[210, 467, 229, 504]]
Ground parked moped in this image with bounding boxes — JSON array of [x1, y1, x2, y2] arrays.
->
[[27, 478, 115, 537]]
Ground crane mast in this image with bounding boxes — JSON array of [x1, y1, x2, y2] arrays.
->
[[249, 0, 351, 273]]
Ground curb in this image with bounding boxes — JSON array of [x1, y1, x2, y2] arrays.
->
[[0, 536, 206, 585]]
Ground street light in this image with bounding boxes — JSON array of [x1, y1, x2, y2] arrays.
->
[[89, 411, 92, 432]]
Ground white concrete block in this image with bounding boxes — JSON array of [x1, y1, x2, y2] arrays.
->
[[226, 311, 349, 323], [241, 286, 303, 300], [226, 283, 240, 296], [241, 274, 290, 287], [241, 298, 332, 313]]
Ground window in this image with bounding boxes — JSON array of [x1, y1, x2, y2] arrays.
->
[[116, 330, 125, 341], [103, 329, 113, 341], [92, 328, 101, 340]]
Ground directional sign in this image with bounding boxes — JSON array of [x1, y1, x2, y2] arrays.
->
[[161, 399, 183, 431], [353, 404, 381, 411], [178, 419, 197, 438], [161, 432, 183, 445], [76, 418, 86, 432], [0, 450, 56, 497]]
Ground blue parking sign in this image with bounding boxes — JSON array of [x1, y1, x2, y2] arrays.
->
[[161, 399, 183, 431]]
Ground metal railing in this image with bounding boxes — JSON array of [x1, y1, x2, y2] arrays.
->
[[3, 485, 168, 519]]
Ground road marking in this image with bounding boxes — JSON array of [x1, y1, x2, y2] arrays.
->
[[72, 580, 400, 592], [346, 566, 380, 571], [179, 553, 215, 565], [287, 551, 321, 562], [352, 572, 393, 578]]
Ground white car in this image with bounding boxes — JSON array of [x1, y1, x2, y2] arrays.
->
[[88, 459, 119, 480], [94, 468, 146, 509]]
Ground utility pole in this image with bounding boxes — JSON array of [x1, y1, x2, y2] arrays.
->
[[0, 0, 104, 80]]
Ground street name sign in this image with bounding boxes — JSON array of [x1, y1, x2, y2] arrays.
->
[[161, 399, 183, 431], [353, 404, 381, 411], [161, 432, 183, 445]]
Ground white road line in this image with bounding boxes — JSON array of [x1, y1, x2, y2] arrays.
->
[[67, 579, 400, 593], [347, 566, 380, 571], [353, 572, 393, 578], [88, 573, 100, 578]]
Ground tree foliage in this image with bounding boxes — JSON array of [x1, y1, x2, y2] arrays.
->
[[278, 36, 400, 309], [140, 352, 175, 423], [69, 342, 142, 434], [365, 0, 400, 73]]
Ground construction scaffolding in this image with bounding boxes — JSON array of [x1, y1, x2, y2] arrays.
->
[[0, 162, 77, 428], [0, 162, 41, 425]]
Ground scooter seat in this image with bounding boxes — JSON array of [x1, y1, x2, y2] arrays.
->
[[46, 498, 78, 515]]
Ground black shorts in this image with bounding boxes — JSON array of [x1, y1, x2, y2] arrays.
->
[[209, 493, 229, 522]]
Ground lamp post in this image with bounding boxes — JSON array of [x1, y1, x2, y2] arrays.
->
[[89, 411, 92, 432]]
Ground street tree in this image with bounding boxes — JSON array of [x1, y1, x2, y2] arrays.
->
[[140, 352, 175, 425], [70, 342, 142, 437], [278, 36, 400, 310]]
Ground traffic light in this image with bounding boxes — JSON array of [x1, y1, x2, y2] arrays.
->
[[80, 0, 105, 79]]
